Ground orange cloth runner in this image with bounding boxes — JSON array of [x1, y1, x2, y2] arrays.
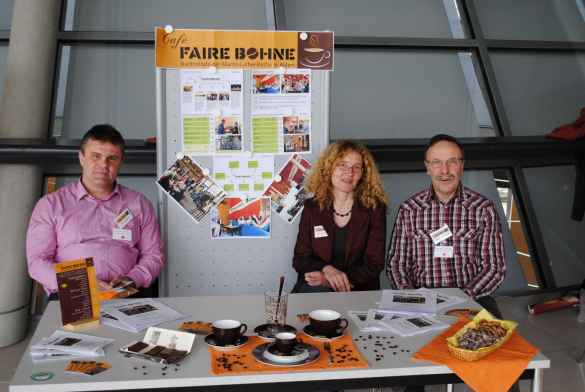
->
[[413, 319, 539, 392], [209, 335, 368, 375]]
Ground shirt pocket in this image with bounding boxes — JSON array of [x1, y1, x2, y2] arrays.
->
[[454, 228, 479, 259]]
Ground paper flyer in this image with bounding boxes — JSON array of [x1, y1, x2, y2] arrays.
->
[[211, 197, 271, 239], [54, 258, 100, 327], [263, 154, 312, 223], [181, 69, 244, 154], [213, 155, 274, 199], [157, 156, 227, 223], [251, 69, 311, 154]]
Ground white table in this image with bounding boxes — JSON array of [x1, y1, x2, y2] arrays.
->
[[9, 289, 550, 391]]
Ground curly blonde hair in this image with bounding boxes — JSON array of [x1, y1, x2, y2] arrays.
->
[[306, 140, 388, 210]]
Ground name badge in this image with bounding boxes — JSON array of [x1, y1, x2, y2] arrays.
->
[[115, 208, 133, 228], [113, 228, 132, 241], [314, 225, 328, 238], [434, 245, 454, 258], [429, 224, 452, 244]]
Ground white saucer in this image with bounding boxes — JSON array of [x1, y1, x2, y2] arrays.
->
[[262, 343, 310, 364], [252, 342, 320, 367]]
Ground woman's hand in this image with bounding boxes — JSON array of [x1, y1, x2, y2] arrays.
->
[[322, 265, 352, 292], [304, 271, 328, 287]]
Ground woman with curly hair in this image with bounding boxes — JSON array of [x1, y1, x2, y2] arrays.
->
[[292, 140, 388, 293]]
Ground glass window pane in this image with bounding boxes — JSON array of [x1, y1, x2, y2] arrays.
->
[[283, 0, 468, 38], [331, 50, 494, 139], [523, 166, 585, 287], [55, 45, 156, 141], [491, 52, 585, 136], [66, 0, 268, 32], [0, 45, 7, 101], [472, 0, 585, 41], [0, 0, 14, 30], [382, 170, 527, 293]]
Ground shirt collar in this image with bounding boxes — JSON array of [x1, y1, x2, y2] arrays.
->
[[423, 183, 465, 205], [75, 179, 121, 201]]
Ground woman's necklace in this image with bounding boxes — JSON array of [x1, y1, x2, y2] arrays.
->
[[333, 202, 353, 218], [333, 208, 352, 218]]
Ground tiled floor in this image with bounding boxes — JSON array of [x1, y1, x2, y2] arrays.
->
[[1, 296, 584, 392]]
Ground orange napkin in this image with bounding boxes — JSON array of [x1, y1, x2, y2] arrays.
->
[[413, 319, 539, 392], [209, 335, 368, 375]]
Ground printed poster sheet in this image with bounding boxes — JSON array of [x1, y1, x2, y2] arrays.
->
[[263, 154, 311, 223], [211, 197, 271, 239], [251, 69, 311, 154], [158, 156, 227, 223], [181, 69, 243, 155], [213, 155, 274, 199]]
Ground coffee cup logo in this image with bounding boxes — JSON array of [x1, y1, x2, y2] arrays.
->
[[298, 32, 333, 69]]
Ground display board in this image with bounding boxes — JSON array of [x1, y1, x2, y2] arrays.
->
[[156, 67, 330, 297]]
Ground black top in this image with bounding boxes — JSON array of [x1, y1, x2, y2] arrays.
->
[[332, 223, 348, 271]]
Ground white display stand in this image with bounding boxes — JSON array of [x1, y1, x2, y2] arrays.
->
[[155, 68, 330, 297]]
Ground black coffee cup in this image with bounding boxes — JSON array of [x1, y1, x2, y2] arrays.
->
[[309, 309, 348, 336], [212, 319, 247, 345], [274, 332, 297, 355]]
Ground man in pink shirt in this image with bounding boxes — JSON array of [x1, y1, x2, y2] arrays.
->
[[26, 124, 165, 298]]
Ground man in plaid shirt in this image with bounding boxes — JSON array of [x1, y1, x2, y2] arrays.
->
[[386, 134, 506, 318]]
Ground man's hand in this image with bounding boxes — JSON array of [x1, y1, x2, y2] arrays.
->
[[304, 271, 329, 287], [98, 280, 113, 290], [322, 265, 351, 292], [110, 276, 137, 289]]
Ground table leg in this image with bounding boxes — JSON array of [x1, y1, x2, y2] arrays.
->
[[531, 368, 544, 392], [447, 384, 453, 392]]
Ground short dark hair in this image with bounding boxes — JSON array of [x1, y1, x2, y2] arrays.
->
[[80, 124, 126, 156], [425, 133, 464, 160]]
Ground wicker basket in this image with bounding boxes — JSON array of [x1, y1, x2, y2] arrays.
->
[[446, 309, 518, 362]]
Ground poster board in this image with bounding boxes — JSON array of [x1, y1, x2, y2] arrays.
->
[[155, 29, 331, 296]]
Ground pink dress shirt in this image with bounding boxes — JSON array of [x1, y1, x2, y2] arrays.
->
[[26, 180, 165, 293]]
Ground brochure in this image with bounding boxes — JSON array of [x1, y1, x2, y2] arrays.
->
[[31, 331, 114, 359], [380, 314, 450, 337], [100, 298, 184, 333], [379, 289, 438, 314]]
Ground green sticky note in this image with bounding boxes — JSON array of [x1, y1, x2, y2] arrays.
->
[[238, 184, 250, 191], [262, 172, 273, 179], [248, 160, 259, 169], [254, 183, 265, 191], [215, 172, 226, 180], [228, 161, 240, 169], [224, 184, 235, 192]]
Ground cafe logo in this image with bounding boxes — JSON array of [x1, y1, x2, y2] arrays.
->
[[298, 32, 333, 69]]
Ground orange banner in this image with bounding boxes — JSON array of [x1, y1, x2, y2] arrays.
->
[[155, 28, 334, 70]]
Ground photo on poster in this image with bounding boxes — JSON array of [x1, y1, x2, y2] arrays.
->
[[253, 72, 281, 94], [157, 156, 227, 223], [214, 116, 243, 153], [284, 134, 310, 153], [263, 154, 312, 223], [211, 197, 271, 239], [281, 73, 310, 93]]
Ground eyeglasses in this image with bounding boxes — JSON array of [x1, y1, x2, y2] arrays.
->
[[426, 158, 463, 169], [335, 162, 363, 174]]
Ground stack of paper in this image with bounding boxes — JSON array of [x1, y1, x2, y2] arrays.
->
[[30, 331, 114, 361], [378, 314, 450, 337], [100, 298, 184, 333], [378, 289, 467, 315]]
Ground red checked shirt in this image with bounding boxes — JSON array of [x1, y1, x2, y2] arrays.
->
[[386, 185, 505, 298]]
